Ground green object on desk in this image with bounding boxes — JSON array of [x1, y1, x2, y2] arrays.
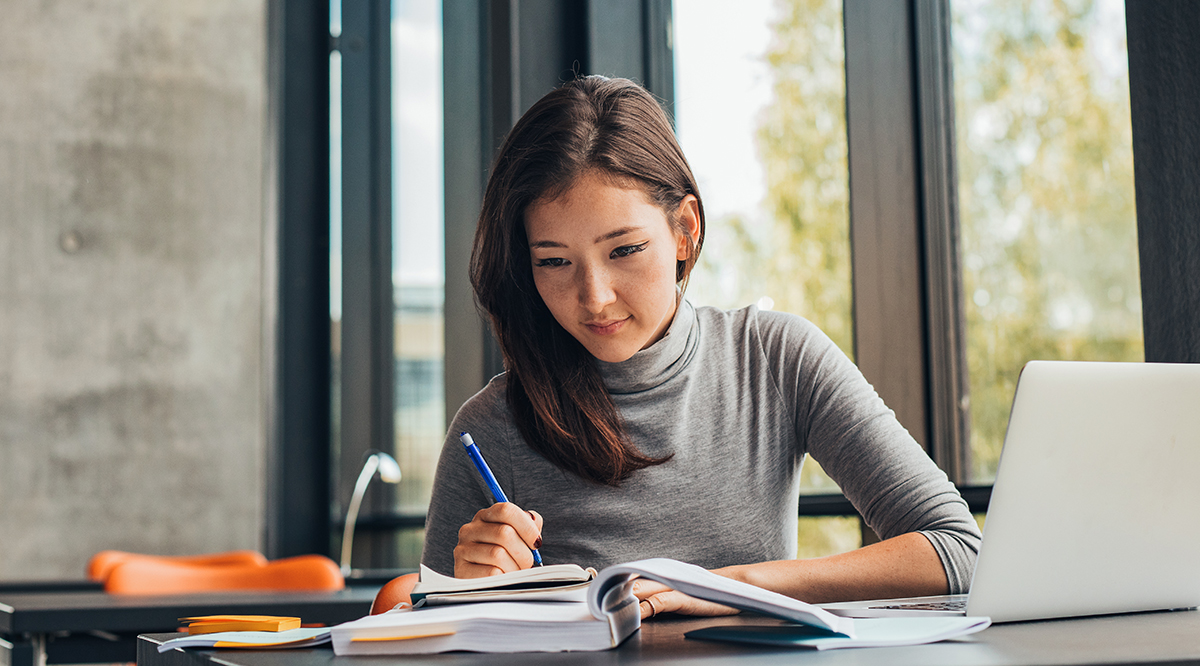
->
[[686, 616, 991, 650]]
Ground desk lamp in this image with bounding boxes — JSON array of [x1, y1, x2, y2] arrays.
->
[[340, 451, 403, 575]]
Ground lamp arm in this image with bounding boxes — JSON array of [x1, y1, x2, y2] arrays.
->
[[340, 455, 380, 574]]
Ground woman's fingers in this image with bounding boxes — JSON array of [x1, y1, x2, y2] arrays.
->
[[638, 589, 740, 620], [481, 503, 542, 549], [453, 539, 523, 577], [632, 577, 739, 620], [527, 509, 544, 535], [631, 578, 673, 600], [453, 503, 543, 577]]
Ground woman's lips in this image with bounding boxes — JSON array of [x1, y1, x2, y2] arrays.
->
[[585, 317, 629, 336]]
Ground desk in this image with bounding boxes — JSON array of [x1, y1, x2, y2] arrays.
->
[[138, 609, 1200, 666], [1, 587, 377, 666], [0, 581, 102, 595]]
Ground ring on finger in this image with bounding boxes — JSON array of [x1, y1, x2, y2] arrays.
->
[[645, 596, 660, 618]]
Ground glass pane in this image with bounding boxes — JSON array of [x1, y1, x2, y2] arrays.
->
[[675, 0, 850, 498], [330, 0, 343, 500], [797, 517, 861, 559], [392, 0, 445, 564], [952, 0, 1142, 484]]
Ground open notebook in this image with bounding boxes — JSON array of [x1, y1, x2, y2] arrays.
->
[[410, 563, 596, 606]]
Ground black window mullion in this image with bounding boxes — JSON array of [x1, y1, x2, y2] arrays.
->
[[1126, 3, 1200, 365], [443, 1, 490, 423], [843, 0, 930, 452], [641, 0, 674, 105], [913, 0, 969, 483], [338, 0, 394, 567], [844, 0, 971, 486], [267, 0, 333, 560]]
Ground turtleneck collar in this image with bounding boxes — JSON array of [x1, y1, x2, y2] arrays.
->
[[595, 298, 700, 394]]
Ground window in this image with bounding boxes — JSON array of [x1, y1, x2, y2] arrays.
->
[[676, 0, 861, 557], [951, 0, 1142, 484], [330, 0, 444, 570], [389, 0, 445, 567], [301, 0, 1153, 569]]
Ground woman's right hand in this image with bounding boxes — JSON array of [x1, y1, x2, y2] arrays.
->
[[453, 503, 543, 578]]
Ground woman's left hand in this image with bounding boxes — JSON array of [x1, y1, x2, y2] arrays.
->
[[631, 577, 740, 620]]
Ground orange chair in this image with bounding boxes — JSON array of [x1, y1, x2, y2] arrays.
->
[[103, 554, 345, 595], [87, 550, 268, 582]]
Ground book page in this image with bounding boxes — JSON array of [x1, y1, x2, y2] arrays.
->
[[414, 563, 593, 594], [589, 558, 856, 637], [335, 601, 596, 639], [420, 580, 591, 605]]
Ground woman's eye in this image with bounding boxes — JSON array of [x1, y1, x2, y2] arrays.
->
[[611, 242, 649, 259], [535, 257, 567, 267]]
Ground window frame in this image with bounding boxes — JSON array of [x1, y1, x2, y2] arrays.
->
[[270, 0, 1200, 563]]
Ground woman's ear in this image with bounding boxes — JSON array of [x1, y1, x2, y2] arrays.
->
[[675, 195, 702, 260]]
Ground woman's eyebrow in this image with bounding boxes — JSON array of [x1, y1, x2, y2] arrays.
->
[[593, 226, 643, 243], [529, 226, 645, 250]]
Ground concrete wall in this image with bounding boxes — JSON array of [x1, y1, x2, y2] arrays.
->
[[0, 1, 269, 578]]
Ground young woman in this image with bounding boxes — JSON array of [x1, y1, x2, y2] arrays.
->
[[373, 76, 980, 618]]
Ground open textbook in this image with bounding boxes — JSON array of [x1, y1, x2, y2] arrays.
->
[[330, 558, 990, 655]]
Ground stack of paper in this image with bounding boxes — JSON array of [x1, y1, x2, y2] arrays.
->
[[157, 628, 331, 652], [332, 563, 639, 655], [330, 599, 636, 655]]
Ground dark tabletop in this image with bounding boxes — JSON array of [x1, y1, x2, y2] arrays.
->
[[139, 608, 1200, 666], [0, 580, 103, 594], [0, 587, 378, 634]]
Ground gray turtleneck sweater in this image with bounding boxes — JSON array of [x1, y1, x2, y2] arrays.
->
[[421, 300, 982, 593]]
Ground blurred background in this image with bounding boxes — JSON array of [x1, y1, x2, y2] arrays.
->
[[0, 0, 1173, 578]]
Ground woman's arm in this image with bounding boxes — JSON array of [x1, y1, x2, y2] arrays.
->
[[758, 310, 982, 592], [631, 311, 981, 620], [422, 379, 528, 575], [634, 532, 947, 618]]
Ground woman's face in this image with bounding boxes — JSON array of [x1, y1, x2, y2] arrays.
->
[[524, 171, 700, 364]]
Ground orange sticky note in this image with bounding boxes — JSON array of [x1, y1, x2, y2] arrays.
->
[[181, 615, 302, 635]]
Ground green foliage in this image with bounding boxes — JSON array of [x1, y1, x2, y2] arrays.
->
[[797, 516, 862, 559], [684, 0, 850, 497], [689, 0, 1142, 489], [689, 0, 852, 362], [953, 0, 1142, 481]]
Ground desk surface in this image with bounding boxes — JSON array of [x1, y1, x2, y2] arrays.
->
[[0, 587, 378, 634], [0, 580, 103, 594], [139, 608, 1200, 666]]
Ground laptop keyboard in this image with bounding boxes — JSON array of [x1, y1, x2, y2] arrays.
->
[[869, 599, 967, 612]]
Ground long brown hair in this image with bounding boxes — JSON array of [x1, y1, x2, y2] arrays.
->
[[470, 76, 706, 486]]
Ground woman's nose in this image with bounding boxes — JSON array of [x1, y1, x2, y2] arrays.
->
[[578, 266, 617, 312]]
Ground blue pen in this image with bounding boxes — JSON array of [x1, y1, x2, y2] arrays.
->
[[460, 432, 543, 566]]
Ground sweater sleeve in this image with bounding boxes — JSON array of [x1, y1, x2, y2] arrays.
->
[[754, 309, 982, 594]]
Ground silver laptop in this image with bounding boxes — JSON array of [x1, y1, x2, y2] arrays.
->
[[820, 360, 1200, 623]]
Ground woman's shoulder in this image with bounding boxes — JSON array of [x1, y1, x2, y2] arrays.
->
[[692, 302, 827, 344], [451, 372, 510, 424], [690, 302, 847, 380]]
